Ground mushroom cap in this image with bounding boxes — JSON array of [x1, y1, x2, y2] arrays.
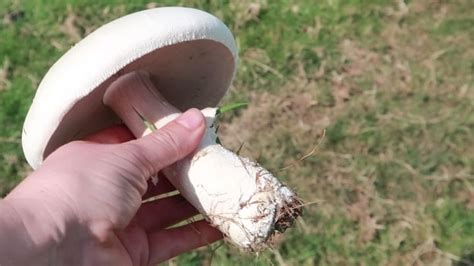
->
[[22, 7, 238, 169]]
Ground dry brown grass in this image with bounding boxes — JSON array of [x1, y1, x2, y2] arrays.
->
[[0, 0, 472, 264], [217, 0, 473, 264]]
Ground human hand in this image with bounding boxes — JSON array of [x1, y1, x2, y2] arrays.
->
[[1, 109, 222, 265]]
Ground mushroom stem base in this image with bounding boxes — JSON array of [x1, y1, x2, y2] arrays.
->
[[103, 71, 303, 251]]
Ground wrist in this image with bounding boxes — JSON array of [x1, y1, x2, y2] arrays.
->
[[0, 199, 26, 265], [0, 197, 71, 265], [0, 198, 42, 265]]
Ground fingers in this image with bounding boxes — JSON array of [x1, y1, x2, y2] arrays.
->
[[148, 220, 223, 264], [136, 194, 198, 231], [142, 173, 176, 200], [123, 109, 205, 177], [82, 124, 135, 144]]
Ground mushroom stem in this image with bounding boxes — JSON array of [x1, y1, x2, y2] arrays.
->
[[103, 71, 302, 251]]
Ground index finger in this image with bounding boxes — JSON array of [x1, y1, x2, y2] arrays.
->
[[82, 124, 135, 144], [148, 220, 223, 264]]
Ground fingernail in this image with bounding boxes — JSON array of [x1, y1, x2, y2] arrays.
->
[[175, 109, 203, 130]]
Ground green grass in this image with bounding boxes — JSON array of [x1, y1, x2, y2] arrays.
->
[[1, 0, 473, 265]]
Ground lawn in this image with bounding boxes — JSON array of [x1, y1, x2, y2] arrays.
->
[[1, 0, 473, 265]]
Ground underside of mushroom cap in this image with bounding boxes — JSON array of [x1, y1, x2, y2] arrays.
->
[[22, 7, 238, 169]]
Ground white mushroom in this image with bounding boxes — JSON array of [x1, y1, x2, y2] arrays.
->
[[22, 7, 302, 251]]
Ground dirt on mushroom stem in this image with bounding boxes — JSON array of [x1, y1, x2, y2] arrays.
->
[[103, 71, 303, 251]]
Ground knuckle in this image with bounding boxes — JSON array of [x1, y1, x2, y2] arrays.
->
[[153, 128, 183, 159], [121, 142, 156, 177], [117, 126, 187, 177]]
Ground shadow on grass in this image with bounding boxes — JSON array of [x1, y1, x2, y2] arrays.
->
[[455, 252, 474, 266]]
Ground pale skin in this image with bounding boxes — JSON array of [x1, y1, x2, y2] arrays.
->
[[0, 109, 222, 266]]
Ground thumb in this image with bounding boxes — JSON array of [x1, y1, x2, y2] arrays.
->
[[120, 108, 205, 177]]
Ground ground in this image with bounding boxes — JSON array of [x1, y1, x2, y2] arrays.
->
[[0, 0, 473, 265]]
